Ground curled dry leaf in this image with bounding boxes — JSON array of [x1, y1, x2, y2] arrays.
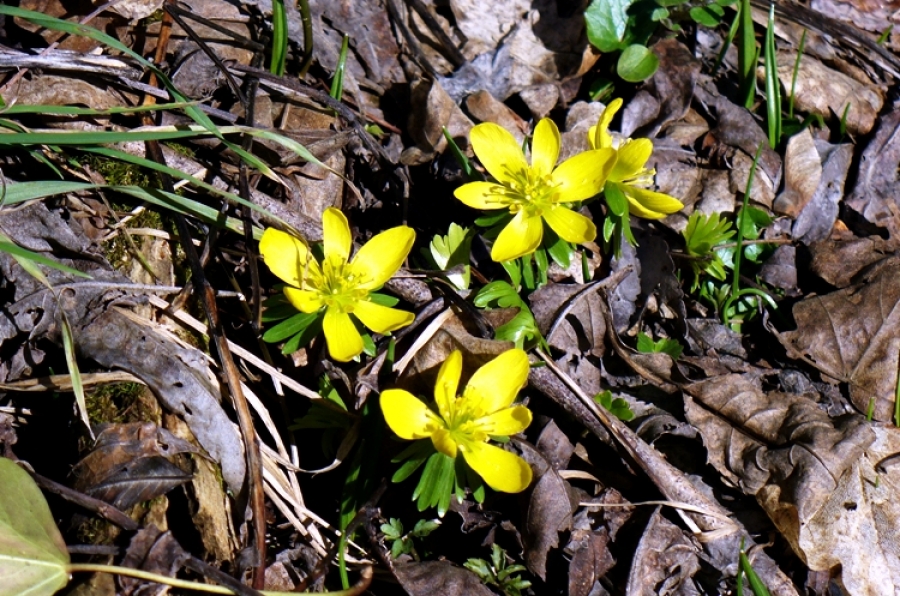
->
[[846, 108, 900, 236], [774, 128, 822, 218], [789, 141, 853, 244], [777, 257, 900, 421], [684, 373, 900, 596], [625, 507, 702, 595]]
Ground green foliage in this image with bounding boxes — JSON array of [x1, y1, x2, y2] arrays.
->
[[617, 44, 660, 82], [330, 34, 350, 101], [763, 3, 782, 148], [593, 390, 635, 421], [683, 211, 735, 288], [585, 0, 736, 83], [270, 0, 287, 76], [380, 517, 441, 560], [464, 544, 532, 596], [262, 293, 324, 355], [636, 332, 683, 358], [736, 540, 772, 596], [0, 457, 70, 596], [427, 223, 472, 290], [473, 281, 546, 350]]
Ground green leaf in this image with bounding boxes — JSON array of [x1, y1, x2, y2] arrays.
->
[[683, 211, 735, 256], [690, 4, 724, 27], [636, 332, 684, 358], [262, 311, 320, 343], [594, 390, 635, 421], [412, 519, 441, 537], [473, 280, 522, 309], [604, 183, 629, 217], [0, 457, 70, 596], [429, 223, 472, 289], [584, 0, 633, 52], [367, 293, 400, 307], [380, 518, 403, 540], [617, 44, 659, 82]]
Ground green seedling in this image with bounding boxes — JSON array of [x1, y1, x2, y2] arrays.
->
[[736, 539, 772, 596], [464, 544, 532, 596], [636, 332, 683, 358], [330, 34, 350, 101], [594, 390, 635, 421], [763, 3, 781, 148], [380, 517, 440, 560]]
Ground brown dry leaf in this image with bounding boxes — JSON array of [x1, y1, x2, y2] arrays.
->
[[789, 141, 853, 244], [393, 560, 496, 596], [530, 281, 607, 357], [777, 257, 900, 421], [808, 235, 894, 288], [439, 0, 588, 103], [684, 373, 900, 596], [465, 90, 528, 139], [776, 52, 883, 136], [405, 77, 474, 163], [625, 507, 702, 595], [120, 526, 190, 596], [517, 440, 575, 581], [622, 39, 701, 139], [774, 128, 822, 218], [846, 108, 900, 236]]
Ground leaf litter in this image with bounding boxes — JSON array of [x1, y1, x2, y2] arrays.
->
[[3, 0, 900, 594]]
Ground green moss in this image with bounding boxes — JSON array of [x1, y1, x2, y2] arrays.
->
[[85, 382, 149, 425]]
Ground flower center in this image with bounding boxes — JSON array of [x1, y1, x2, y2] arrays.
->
[[318, 256, 369, 312], [442, 395, 489, 448], [507, 167, 558, 216]]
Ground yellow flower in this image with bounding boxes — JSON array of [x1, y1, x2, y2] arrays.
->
[[454, 118, 616, 262], [260, 208, 415, 362], [381, 349, 533, 493], [588, 98, 684, 220]]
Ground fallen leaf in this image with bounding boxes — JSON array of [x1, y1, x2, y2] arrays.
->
[[393, 560, 496, 596], [774, 128, 822, 218], [684, 373, 900, 596], [777, 257, 900, 421], [776, 52, 882, 136], [625, 507, 702, 594]]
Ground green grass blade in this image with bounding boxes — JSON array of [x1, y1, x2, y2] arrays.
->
[[0, 101, 201, 116], [330, 35, 350, 101], [0, 239, 91, 279], [763, 3, 781, 148], [80, 146, 286, 226], [788, 29, 806, 120], [59, 308, 92, 439], [270, 0, 287, 76], [737, 0, 756, 108]]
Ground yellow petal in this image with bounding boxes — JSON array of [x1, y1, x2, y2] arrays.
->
[[470, 122, 528, 184], [490, 211, 543, 262], [551, 148, 615, 204], [381, 389, 442, 440], [349, 225, 415, 289], [476, 405, 532, 436], [454, 181, 511, 210], [610, 138, 652, 182], [434, 350, 462, 423], [284, 287, 324, 314], [259, 228, 319, 287], [589, 97, 623, 150], [530, 118, 560, 178], [461, 440, 532, 493], [542, 205, 597, 245], [323, 308, 363, 362], [322, 207, 352, 263], [622, 184, 685, 220], [464, 348, 529, 413], [431, 428, 458, 458], [353, 299, 414, 334]]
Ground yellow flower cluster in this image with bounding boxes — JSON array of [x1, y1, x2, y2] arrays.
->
[[454, 99, 684, 261]]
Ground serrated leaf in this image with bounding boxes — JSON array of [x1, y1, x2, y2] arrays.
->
[[0, 457, 70, 596], [585, 0, 633, 52], [684, 211, 735, 256]]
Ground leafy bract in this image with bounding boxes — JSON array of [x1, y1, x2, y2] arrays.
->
[[0, 457, 70, 596]]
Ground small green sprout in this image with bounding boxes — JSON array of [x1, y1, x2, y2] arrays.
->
[[380, 517, 441, 560], [464, 544, 532, 596]]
